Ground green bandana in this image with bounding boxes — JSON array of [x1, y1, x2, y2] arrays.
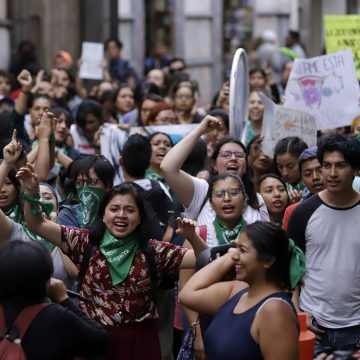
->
[[23, 189, 54, 217], [55, 144, 69, 156], [276, 220, 283, 228], [145, 168, 170, 192], [288, 238, 306, 289], [100, 230, 138, 285], [77, 186, 106, 228], [286, 181, 305, 194], [23, 223, 56, 253], [279, 46, 300, 59], [213, 216, 246, 245], [5, 203, 22, 223]]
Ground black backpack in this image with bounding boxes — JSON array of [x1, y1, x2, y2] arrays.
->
[[131, 180, 174, 240]]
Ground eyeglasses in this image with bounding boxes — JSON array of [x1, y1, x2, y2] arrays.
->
[[219, 151, 246, 160], [75, 178, 102, 188], [212, 188, 243, 199]]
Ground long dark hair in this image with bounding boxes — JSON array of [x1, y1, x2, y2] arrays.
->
[[89, 183, 153, 249], [210, 137, 259, 209], [245, 221, 292, 291]]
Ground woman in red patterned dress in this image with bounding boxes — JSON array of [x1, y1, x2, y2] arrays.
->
[[17, 164, 207, 360]]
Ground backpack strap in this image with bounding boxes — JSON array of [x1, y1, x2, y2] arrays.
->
[[198, 225, 207, 242], [78, 242, 98, 291], [0, 303, 50, 340], [14, 304, 50, 339]]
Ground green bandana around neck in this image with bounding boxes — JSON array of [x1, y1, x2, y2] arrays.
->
[[77, 186, 106, 228], [5, 203, 22, 223], [23, 224, 56, 253], [213, 216, 246, 245], [100, 229, 139, 285], [55, 144, 68, 156], [145, 168, 170, 191]]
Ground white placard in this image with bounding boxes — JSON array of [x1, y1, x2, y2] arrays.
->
[[284, 50, 360, 130], [229, 48, 249, 141], [79, 42, 104, 80], [260, 93, 317, 158]]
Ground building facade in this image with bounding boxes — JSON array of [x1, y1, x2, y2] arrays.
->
[[2, 0, 360, 104]]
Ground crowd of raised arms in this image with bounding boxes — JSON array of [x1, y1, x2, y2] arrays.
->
[[0, 31, 359, 360]]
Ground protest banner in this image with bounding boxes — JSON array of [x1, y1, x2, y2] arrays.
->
[[229, 48, 249, 140], [79, 42, 104, 80], [284, 50, 360, 130], [130, 124, 197, 144], [324, 15, 360, 78], [260, 93, 317, 158]]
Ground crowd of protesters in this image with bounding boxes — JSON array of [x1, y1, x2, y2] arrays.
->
[[0, 29, 359, 360]]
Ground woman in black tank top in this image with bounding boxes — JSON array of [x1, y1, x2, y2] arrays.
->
[[180, 221, 305, 360]]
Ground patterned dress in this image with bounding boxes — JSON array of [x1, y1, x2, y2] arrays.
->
[[59, 226, 188, 359]]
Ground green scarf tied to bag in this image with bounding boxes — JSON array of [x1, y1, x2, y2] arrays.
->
[[100, 230, 139, 285], [213, 216, 246, 245], [288, 238, 306, 289], [77, 186, 106, 228]]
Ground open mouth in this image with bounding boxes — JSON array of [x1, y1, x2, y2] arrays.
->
[[272, 200, 284, 207], [156, 152, 166, 160], [226, 165, 239, 173], [312, 183, 324, 190], [222, 204, 235, 213], [114, 222, 128, 230]]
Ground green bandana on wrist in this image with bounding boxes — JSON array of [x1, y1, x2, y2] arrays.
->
[[23, 189, 54, 217], [5, 203, 22, 223], [77, 186, 106, 228], [100, 230, 139, 285], [213, 216, 246, 245], [288, 238, 306, 289]]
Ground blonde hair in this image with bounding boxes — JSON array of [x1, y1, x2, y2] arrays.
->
[[351, 115, 360, 134]]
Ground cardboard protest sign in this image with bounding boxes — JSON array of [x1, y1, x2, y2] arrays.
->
[[79, 42, 104, 80], [324, 15, 360, 78], [229, 48, 249, 140], [260, 93, 317, 158], [284, 50, 360, 130]]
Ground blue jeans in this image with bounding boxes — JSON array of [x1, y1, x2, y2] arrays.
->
[[313, 320, 360, 356]]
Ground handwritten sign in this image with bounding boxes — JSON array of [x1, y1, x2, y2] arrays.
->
[[284, 50, 360, 130], [260, 94, 317, 158], [79, 42, 104, 80], [324, 15, 360, 78]]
